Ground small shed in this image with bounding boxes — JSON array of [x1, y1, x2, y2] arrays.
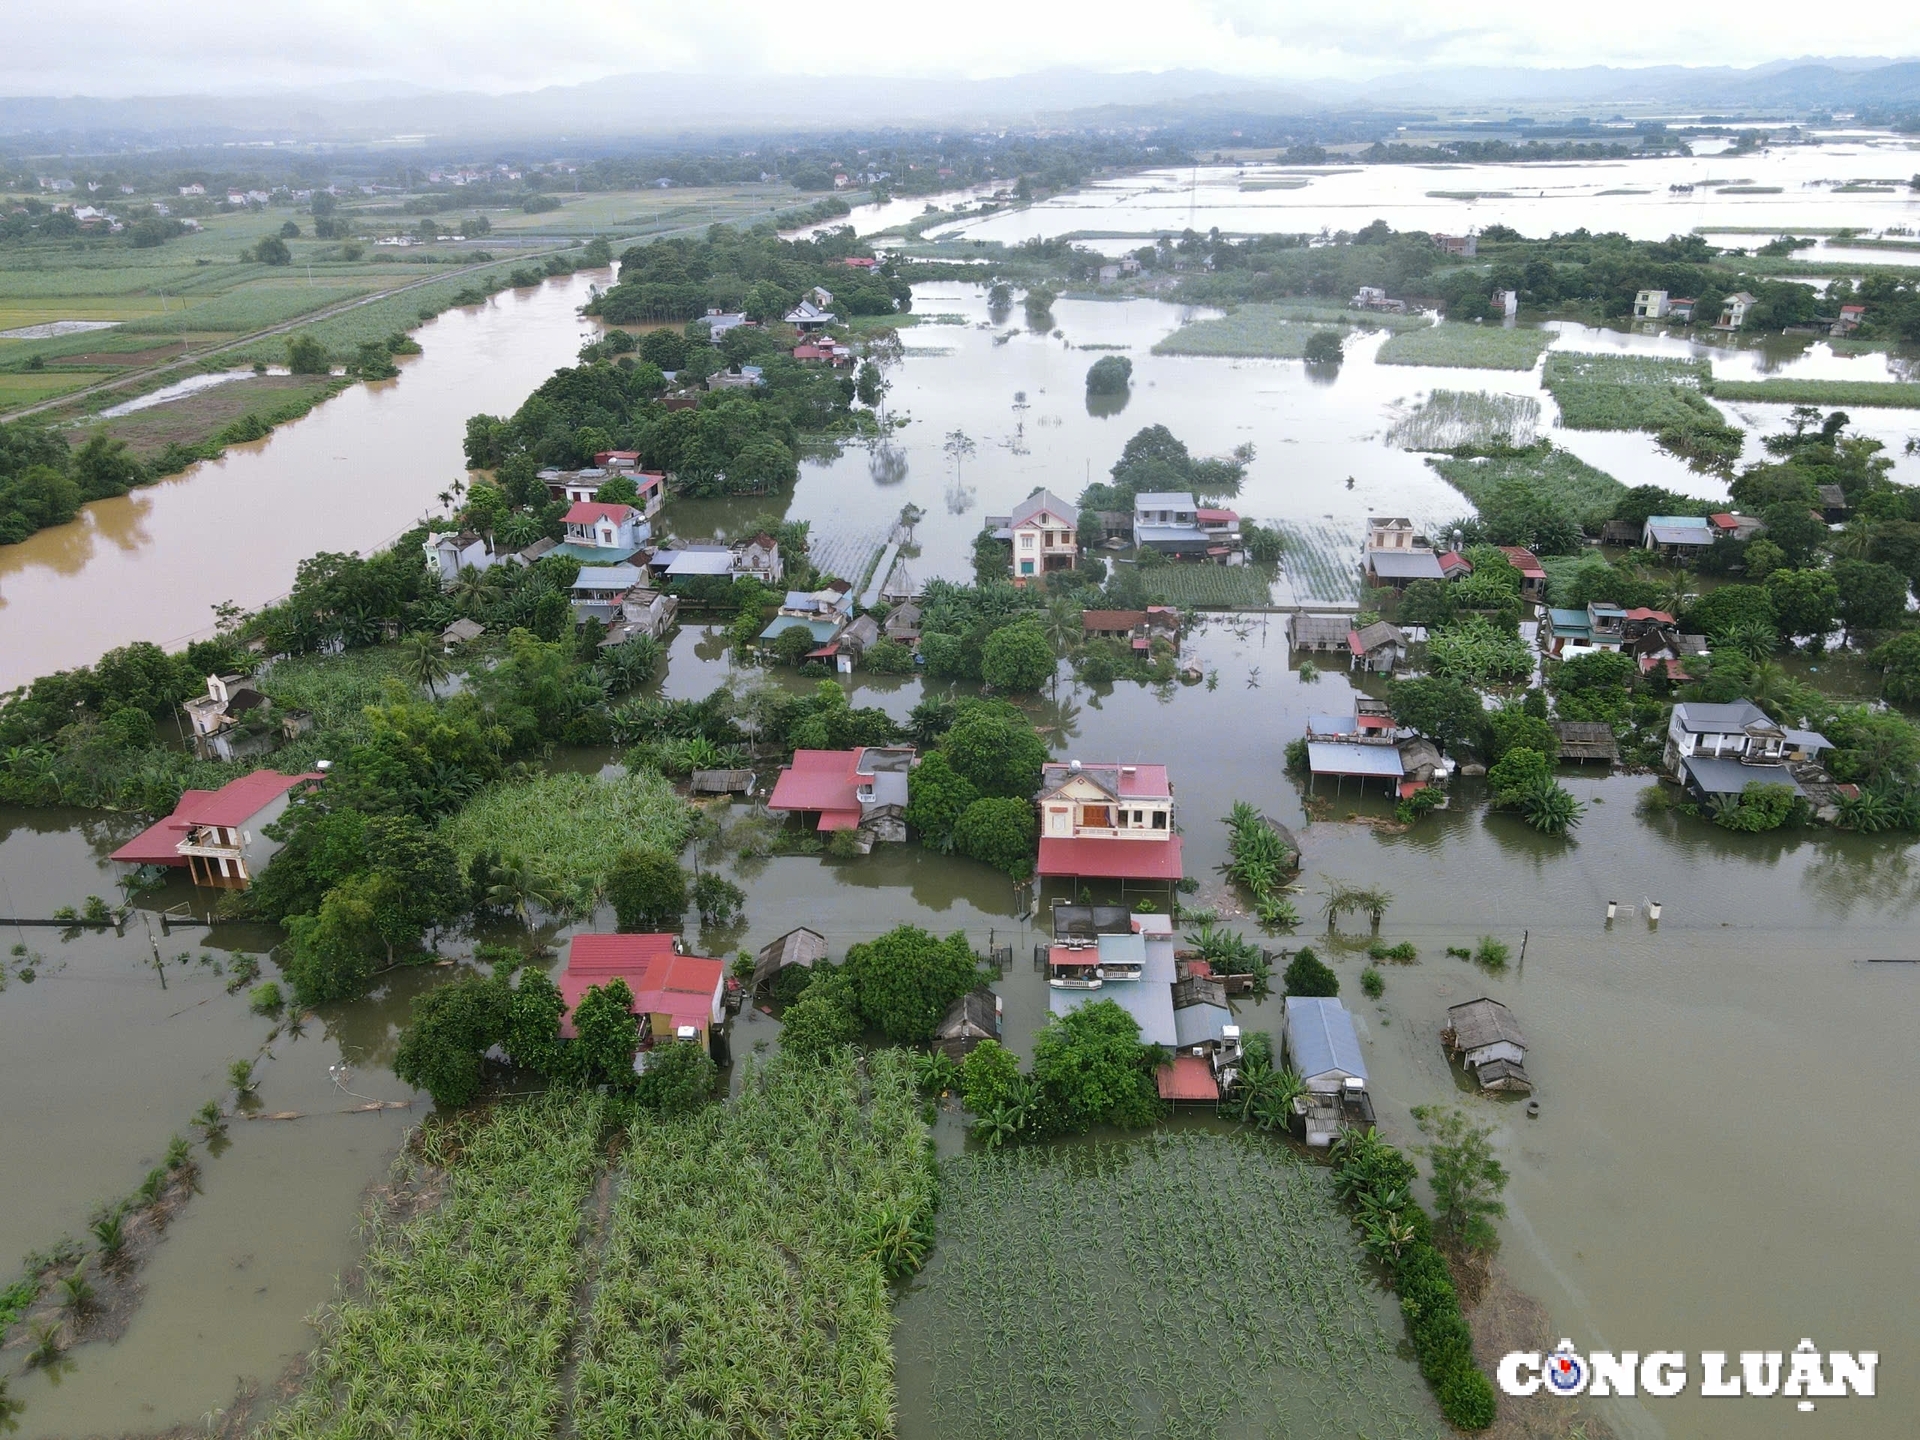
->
[[1289, 612, 1355, 653], [689, 769, 755, 796], [1442, 998, 1532, 1092], [1598, 519, 1642, 547], [1551, 720, 1618, 764], [882, 601, 922, 642], [1285, 996, 1367, 1094], [932, 987, 1002, 1060], [752, 927, 828, 990], [1348, 619, 1406, 674], [440, 618, 485, 650], [1816, 484, 1849, 522]]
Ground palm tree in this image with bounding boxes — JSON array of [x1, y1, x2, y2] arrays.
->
[[398, 632, 451, 699], [448, 564, 488, 608], [484, 854, 571, 928], [1721, 620, 1777, 662], [1041, 596, 1083, 656], [1744, 659, 1793, 719], [1830, 519, 1877, 561], [1659, 567, 1695, 618], [1520, 780, 1584, 834]]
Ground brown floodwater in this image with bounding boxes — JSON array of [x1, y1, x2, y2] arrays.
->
[[0, 270, 608, 693], [3, 201, 1919, 1436]]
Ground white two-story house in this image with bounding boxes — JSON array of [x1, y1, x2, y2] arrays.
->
[[993, 489, 1079, 582], [1664, 700, 1824, 804], [562, 501, 650, 558], [1034, 759, 1184, 891]]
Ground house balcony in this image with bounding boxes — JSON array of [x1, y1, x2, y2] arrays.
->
[[1064, 825, 1170, 841], [177, 825, 242, 860], [1047, 974, 1104, 990]]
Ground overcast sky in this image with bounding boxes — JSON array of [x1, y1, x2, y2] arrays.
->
[[1, 0, 1905, 96]]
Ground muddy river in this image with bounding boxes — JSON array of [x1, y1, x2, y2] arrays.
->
[[2, 161, 1919, 1438]]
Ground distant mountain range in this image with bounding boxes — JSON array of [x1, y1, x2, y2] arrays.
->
[[3, 59, 1918, 145]]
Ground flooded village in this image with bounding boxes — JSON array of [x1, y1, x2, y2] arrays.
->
[[3, 108, 1920, 1440]]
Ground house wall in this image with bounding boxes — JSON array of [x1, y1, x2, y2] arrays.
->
[[239, 789, 299, 877]]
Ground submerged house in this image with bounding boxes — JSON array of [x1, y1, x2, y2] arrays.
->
[[766, 747, 914, 840], [1046, 912, 1179, 1047], [752, 926, 828, 991], [1442, 998, 1531, 1092], [1132, 491, 1212, 557], [558, 502, 650, 562], [1348, 620, 1406, 674], [1641, 515, 1714, 557], [180, 673, 310, 762], [110, 770, 322, 889], [987, 489, 1080, 582], [1664, 699, 1822, 803], [1283, 996, 1374, 1145], [1288, 612, 1357, 654], [559, 933, 727, 1057], [1034, 760, 1183, 894], [932, 988, 1003, 1060]]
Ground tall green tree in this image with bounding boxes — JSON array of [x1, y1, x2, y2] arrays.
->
[[844, 926, 978, 1044]]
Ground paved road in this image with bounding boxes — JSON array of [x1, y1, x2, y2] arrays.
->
[[0, 250, 563, 425]]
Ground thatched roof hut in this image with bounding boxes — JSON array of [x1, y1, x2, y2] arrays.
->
[[752, 927, 828, 990]]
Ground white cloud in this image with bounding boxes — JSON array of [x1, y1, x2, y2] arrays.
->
[[0, 0, 1906, 96]]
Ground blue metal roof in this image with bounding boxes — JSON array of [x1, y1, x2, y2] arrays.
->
[[1307, 741, 1404, 778], [1049, 982, 1177, 1048], [1286, 996, 1366, 1084]]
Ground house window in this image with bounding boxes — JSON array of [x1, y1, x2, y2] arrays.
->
[[1020, 560, 1035, 576], [1021, 533, 1034, 548], [1081, 805, 1112, 829], [1151, 811, 1167, 830]]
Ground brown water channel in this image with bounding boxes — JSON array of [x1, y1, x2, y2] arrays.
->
[[1, 196, 1918, 1435], [0, 270, 608, 692]]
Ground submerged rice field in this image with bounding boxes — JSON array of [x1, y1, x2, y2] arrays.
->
[[900, 1130, 1444, 1440], [1272, 519, 1363, 605], [1385, 389, 1541, 451]]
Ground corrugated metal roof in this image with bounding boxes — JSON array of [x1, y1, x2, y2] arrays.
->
[[1307, 742, 1405, 778], [1049, 980, 1177, 1048], [1286, 996, 1366, 1085], [1682, 755, 1804, 798], [1173, 1000, 1232, 1049], [1366, 550, 1445, 579]]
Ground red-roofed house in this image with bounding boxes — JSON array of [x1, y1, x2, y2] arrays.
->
[[1437, 550, 1473, 579], [1496, 545, 1548, 602], [842, 256, 881, 269], [1708, 512, 1763, 541], [558, 933, 727, 1055], [563, 501, 649, 555], [109, 770, 322, 888], [766, 746, 915, 838], [1035, 760, 1184, 887], [1196, 508, 1240, 543], [1157, 1053, 1221, 1102]]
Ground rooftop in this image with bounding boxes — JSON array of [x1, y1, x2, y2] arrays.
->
[[1038, 761, 1172, 801], [1008, 488, 1080, 529], [1672, 700, 1779, 735], [1682, 753, 1804, 798], [563, 502, 636, 526], [1366, 550, 1446, 580], [1133, 490, 1196, 511], [1307, 741, 1405, 779], [1286, 996, 1367, 1084], [1037, 835, 1185, 881]]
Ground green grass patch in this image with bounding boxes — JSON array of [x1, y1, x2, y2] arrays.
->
[[1386, 389, 1541, 451], [573, 1051, 932, 1439], [1154, 301, 1424, 358], [1429, 445, 1625, 529], [1544, 351, 1744, 469], [440, 768, 692, 890], [900, 1131, 1443, 1440], [1136, 563, 1276, 608], [1706, 378, 1920, 409], [83, 374, 347, 460], [262, 1094, 607, 1439], [119, 281, 372, 336], [1375, 322, 1553, 370]]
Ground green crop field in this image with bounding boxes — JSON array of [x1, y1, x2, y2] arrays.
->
[[1429, 445, 1626, 528], [1385, 389, 1541, 450], [264, 1095, 609, 1439], [1374, 322, 1554, 370], [1707, 378, 1920, 409], [1153, 301, 1424, 358], [1136, 562, 1276, 608], [900, 1131, 1444, 1440]]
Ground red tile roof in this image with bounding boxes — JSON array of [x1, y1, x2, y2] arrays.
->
[[558, 934, 724, 1038], [1496, 545, 1547, 578], [109, 772, 321, 865], [1157, 1055, 1220, 1101], [594, 450, 640, 465], [1438, 550, 1472, 576], [1038, 762, 1172, 800], [1196, 508, 1238, 523], [1037, 835, 1184, 881], [563, 502, 634, 526], [766, 750, 863, 827], [1624, 607, 1674, 623]]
